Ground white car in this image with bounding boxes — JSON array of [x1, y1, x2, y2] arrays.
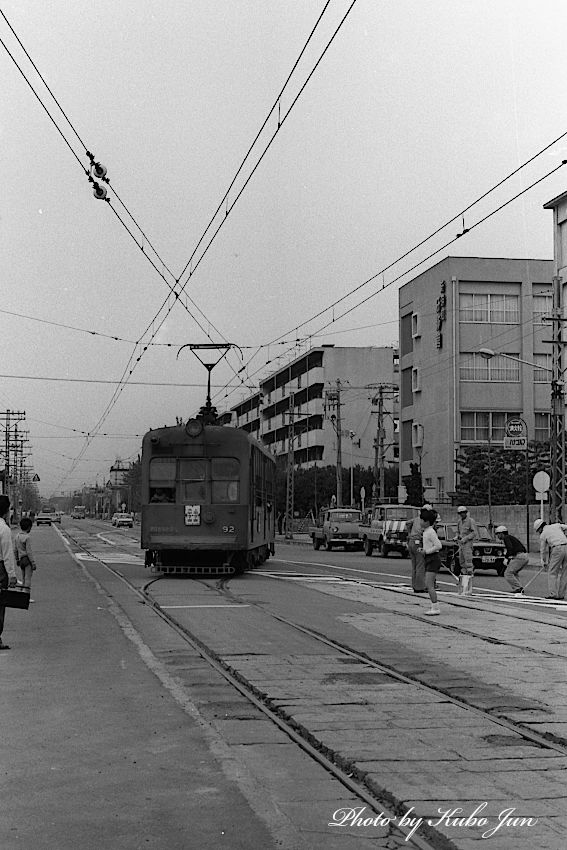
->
[[113, 512, 133, 528]]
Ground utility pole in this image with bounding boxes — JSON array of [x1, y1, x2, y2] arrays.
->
[[285, 393, 295, 539], [0, 410, 26, 504], [335, 379, 342, 506], [370, 384, 398, 504], [377, 386, 386, 501], [325, 382, 343, 507], [548, 275, 565, 521]]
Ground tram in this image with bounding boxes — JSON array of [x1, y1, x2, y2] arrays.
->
[[140, 415, 276, 575]]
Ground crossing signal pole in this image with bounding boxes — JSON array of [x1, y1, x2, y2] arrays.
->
[[285, 393, 295, 540], [546, 275, 566, 521]]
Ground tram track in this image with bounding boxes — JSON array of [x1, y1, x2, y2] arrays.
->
[[60, 528, 448, 849], [61, 528, 567, 849]]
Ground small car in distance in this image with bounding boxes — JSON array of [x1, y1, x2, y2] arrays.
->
[[113, 512, 134, 528], [36, 510, 55, 526], [434, 522, 506, 576]]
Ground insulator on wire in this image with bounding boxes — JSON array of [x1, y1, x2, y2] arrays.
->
[[92, 182, 108, 200], [92, 161, 108, 180]]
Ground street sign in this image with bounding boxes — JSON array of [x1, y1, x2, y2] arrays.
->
[[506, 418, 527, 437], [32, 474, 40, 482], [533, 471, 551, 493], [503, 436, 527, 450]]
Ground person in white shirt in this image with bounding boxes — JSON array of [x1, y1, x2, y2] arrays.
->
[[0, 495, 18, 650], [418, 509, 443, 616], [534, 519, 567, 600]]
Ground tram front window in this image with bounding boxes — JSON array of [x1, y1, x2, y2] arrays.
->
[[212, 458, 240, 503], [180, 459, 207, 502], [149, 458, 176, 503]]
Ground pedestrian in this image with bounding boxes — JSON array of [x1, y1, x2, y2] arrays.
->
[[407, 504, 432, 593], [0, 495, 18, 650], [495, 525, 529, 594], [455, 506, 478, 594], [14, 516, 37, 598], [418, 508, 443, 615], [533, 518, 567, 600]]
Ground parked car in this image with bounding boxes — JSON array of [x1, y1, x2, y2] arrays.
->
[[434, 522, 506, 575], [112, 512, 134, 528], [36, 510, 55, 526]]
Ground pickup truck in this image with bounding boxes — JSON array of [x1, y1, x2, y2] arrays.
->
[[310, 508, 363, 551], [358, 504, 420, 557]]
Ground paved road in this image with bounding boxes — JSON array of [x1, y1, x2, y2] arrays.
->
[[3, 517, 566, 849]]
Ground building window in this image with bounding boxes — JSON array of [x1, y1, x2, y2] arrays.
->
[[533, 352, 551, 382], [460, 411, 518, 442], [459, 293, 519, 324], [437, 477, 446, 501], [297, 374, 302, 389], [411, 313, 421, 338], [533, 293, 552, 323], [460, 352, 520, 382], [535, 412, 550, 442], [412, 423, 423, 447], [424, 477, 433, 488], [412, 367, 421, 392], [400, 314, 413, 356]]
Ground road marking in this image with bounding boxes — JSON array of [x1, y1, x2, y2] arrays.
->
[[75, 552, 144, 564]]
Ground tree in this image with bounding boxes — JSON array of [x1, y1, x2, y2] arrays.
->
[[402, 462, 423, 506], [456, 441, 551, 505]]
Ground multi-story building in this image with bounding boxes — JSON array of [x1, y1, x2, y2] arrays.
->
[[228, 345, 399, 471], [399, 256, 553, 504]]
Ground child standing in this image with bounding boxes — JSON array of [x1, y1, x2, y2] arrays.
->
[[14, 517, 36, 597], [419, 508, 443, 616]]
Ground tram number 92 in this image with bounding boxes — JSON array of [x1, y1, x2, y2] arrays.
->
[[222, 525, 235, 533]]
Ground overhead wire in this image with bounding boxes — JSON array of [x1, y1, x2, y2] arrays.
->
[[129, 0, 359, 394], [215, 155, 567, 407]]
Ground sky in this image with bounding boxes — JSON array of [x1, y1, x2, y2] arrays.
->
[[1, 0, 567, 497]]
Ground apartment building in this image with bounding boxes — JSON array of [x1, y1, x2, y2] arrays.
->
[[399, 256, 554, 503], [228, 345, 399, 470]]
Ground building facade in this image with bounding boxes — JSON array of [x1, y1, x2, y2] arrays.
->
[[228, 345, 399, 472], [399, 256, 553, 504]]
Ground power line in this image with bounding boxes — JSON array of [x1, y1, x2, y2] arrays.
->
[[216, 156, 567, 407]]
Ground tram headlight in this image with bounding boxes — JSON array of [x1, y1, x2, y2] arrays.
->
[[185, 419, 203, 438]]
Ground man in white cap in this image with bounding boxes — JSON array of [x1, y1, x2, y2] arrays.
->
[[407, 504, 433, 593], [533, 519, 567, 600], [456, 506, 478, 585], [495, 526, 528, 594]]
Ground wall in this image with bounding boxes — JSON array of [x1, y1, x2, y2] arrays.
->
[[430, 502, 548, 552]]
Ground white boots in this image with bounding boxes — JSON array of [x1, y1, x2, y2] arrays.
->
[[424, 603, 440, 616]]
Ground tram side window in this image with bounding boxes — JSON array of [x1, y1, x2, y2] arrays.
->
[[179, 459, 207, 502], [149, 458, 176, 503], [211, 458, 240, 503]]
